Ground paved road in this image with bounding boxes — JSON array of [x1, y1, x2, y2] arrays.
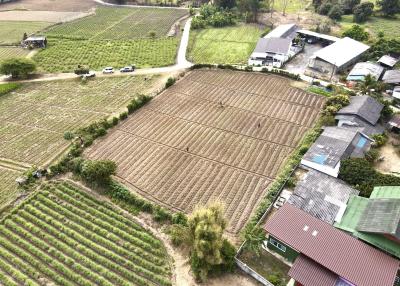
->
[[0, 17, 193, 84]]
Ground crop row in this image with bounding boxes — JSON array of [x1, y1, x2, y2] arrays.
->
[[0, 182, 171, 286], [45, 7, 187, 40], [0, 167, 20, 209]]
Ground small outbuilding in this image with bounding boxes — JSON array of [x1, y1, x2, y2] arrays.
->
[[389, 115, 400, 133], [346, 62, 384, 82], [378, 55, 399, 68], [308, 37, 370, 74], [22, 36, 47, 48], [383, 69, 400, 85]]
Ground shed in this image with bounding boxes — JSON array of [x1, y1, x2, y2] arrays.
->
[[389, 115, 400, 132], [296, 29, 340, 44], [383, 69, 400, 84], [308, 37, 370, 73], [378, 55, 399, 68], [23, 35, 47, 48], [346, 62, 384, 81], [264, 23, 299, 40]]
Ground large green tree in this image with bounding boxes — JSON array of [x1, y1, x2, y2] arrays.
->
[[377, 0, 400, 16], [342, 0, 361, 14], [0, 57, 36, 79], [353, 2, 374, 22], [237, 0, 261, 22]]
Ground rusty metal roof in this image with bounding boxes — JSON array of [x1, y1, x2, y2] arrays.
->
[[264, 203, 399, 286], [289, 254, 338, 286]]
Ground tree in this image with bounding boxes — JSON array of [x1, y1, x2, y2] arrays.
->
[[215, 0, 236, 9], [281, 0, 290, 15], [170, 202, 235, 282], [341, 0, 361, 14], [328, 4, 344, 20], [238, 0, 261, 22], [377, 0, 400, 16], [22, 32, 28, 41], [318, 1, 333, 15], [342, 24, 369, 41], [0, 58, 36, 79], [241, 224, 265, 255], [353, 2, 374, 22], [80, 159, 117, 184], [312, 0, 324, 10]]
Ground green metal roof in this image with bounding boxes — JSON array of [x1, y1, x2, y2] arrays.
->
[[371, 186, 400, 199], [334, 194, 400, 259]]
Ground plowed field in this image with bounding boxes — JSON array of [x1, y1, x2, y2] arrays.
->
[[86, 70, 325, 233]]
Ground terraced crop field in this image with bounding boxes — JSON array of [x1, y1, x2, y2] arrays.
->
[[0, 181, 171, 286], [0, 76, 160, 210], [0, 21, 52, 45], [45, 7, 188, 40], [86, 70, 325, 233], [0, 47, 30, 62]]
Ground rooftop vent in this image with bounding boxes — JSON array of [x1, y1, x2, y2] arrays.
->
[[303, 225, 309, 231], [312, 230, 318, 236]]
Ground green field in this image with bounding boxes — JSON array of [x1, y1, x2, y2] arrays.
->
[[0, 181, 171, 286], [0, 47, 30, 62], [0, 21, 52, 45], [187, 24, 263, 64], [0, 75, 160, 168], [273, 0, 311, 14], [46, 7, 188, 40], [339, 14, 400, 39], [0, 167, 20, 211], [34, 38, 178, 72]]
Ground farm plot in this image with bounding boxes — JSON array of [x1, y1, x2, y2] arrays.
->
[[0, 167, 20, 211], [0, 47, 30, 62], [0, 75, 160, 168], [0, 0, 96, 12], [0, 181, 171, 286], [86, 70, 325, 233], [45, 7, 188, 40], [0, 21, 52, 45]]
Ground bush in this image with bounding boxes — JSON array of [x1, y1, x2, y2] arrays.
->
[[153, 207, 173, 222], [342, 24, 369, 41], [172, 212, 188, 226], [165, 77, 176, 88], [74, 65, 89, 75], [112, 117, 119, 126], [0, 58, 36, 79], [327, 5, 343, 20], [119, 112, 128, 120], [318, 2, 333, 15], [353, 2, 374, 23], [365, 148, 379, 162], [63, 131, 74, 140], [80, 160, 117, 184], [372, 133, 388, 147], [267, 274, 283, 286], [342, 0, 361, 14]]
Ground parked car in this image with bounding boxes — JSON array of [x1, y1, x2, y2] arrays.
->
[[393, 86, 400, 99], [102, 67, 114, 74], [120, 66, 135, 73], [81, 71, 96, 78]]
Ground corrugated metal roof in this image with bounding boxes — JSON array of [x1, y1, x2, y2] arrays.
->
[[253, 37, 292, 55], [371, 186, 400, 199], [313, 37, 369, 68], [288, 254, 338, 286], [288, 170, 358, 224], [297, 29, 340, 43], [378, 55, 399, 67], [264, 23, 299, 39], [383, 70, 400, 84], [265, 203, 400, 286], [346, 62, 384, 81], [337, 96, 383, 125]]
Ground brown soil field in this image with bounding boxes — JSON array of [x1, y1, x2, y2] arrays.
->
[[86, 69, 325, 233], [0, 0, 96, 12], [0, 10, 91, 22]]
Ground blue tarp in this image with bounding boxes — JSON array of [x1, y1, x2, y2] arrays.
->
[[312, 154, 327, 164], [356, 137, 367, 148]]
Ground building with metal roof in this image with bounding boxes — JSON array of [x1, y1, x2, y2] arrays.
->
[[346, 62, 384, 82], [296, 29, 340, 43], [378, 55, 399, 68], [308, 37, 370, 74], [264, 203, 400, 286], [389, 115, 400, 132], [334, 187, 400, 259], [335, 96, 384, 136], [301, 127, 372, 177], [287, 170, 358, 224], [383, 70, 400, 84], [248, 24, 301, 68]]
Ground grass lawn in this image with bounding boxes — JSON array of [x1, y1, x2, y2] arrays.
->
[[187, 24, 263, 65], [34, 38, 178, 72], [239, 248, 291, 284], [0, 47, 30, 62], [338, 14, 400, 39], [0, 21, 52, 45]]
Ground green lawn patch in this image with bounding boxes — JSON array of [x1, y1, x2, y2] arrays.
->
[[187, 24, 263, 65], [0, 83, 21, 96], [34, 38, 178, 72], [0, 21, 52, 45], [339, 14, 400, 39], [273, 0, 311, 14], [307, 86, 332, 97]]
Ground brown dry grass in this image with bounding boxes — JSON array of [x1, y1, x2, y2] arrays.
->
[[0, 0, 96, 12]]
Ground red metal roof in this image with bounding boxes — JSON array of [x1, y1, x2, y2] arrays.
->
[[289, 255, 338, 286], [264, 203, 399, 286]]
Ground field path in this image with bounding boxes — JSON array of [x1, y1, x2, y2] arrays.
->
[[94, 0, 189, 10]]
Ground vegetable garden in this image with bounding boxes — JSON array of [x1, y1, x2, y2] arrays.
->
[[0, 181, 172, 286], [0, 47, 30, 62], [86, 69, 325, 233]]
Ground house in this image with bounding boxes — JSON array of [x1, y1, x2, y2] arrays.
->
[[335, 186, 400, 259], [335, 95, 384, 136], [389, 115, 400, 133], [383, 70, 400, 85], [287, 170, 359, 224], [300, 127, 372, 177], [308, 37, 370, 74], [22, 36, 47, 48], [378, 55, 399, 68], [248, 24, 300, 68], [346, 62, 384, 82], [264, 203, 400, 286]]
